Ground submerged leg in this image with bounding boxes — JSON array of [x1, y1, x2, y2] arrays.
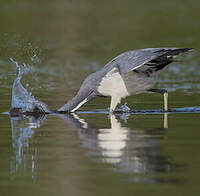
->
[[148, 88, 168, 112]]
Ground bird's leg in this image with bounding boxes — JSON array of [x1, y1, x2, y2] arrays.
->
[[110, 96, 121, 113], [148, 88, 168, 112]]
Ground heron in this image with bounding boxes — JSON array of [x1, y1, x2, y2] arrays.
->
[[57, 48, 192, 113]]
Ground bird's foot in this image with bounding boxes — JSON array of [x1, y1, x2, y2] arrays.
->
[[110, 103, 131, 113]]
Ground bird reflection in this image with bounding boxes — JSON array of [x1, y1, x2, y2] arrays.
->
[[97, 114, 129, 164], [98, 113, 166, 165], [10, 114, 47, 180], [60, 113, 172, 177]]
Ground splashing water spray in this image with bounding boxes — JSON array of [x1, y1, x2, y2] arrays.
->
[[9, 58, 50, 116]]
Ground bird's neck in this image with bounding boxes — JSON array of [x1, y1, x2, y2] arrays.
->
[[57, 87, 92, 113], [57, 95, 86, 113]]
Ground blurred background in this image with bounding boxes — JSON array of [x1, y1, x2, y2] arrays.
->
[[0, 0, 200, 196]]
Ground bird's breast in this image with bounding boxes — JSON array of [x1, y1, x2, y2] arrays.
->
[[97, 67, 129, 98]]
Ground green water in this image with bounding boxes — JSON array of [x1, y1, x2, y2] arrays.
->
[[1, 0, 200, 195]]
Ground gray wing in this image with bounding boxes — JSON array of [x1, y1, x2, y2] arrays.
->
[[104, 48, 192, 75]]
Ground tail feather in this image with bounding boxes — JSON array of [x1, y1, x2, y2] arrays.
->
[[154, 48, 193, 55], [145, 48, 193, 72]]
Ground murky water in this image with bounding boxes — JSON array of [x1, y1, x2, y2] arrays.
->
[[1, 0, 200, 195]]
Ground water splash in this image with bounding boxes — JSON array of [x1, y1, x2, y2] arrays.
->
[[9, 58, 50, 115], [115, 102, 131, 113]]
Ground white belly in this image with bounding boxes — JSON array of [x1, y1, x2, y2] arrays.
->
[[98, 68, 129, 98]]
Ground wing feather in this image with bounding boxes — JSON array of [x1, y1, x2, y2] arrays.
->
[[104, 48, 192, 75]]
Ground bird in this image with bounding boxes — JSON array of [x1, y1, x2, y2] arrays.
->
[[57, 48, 192, 113]]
